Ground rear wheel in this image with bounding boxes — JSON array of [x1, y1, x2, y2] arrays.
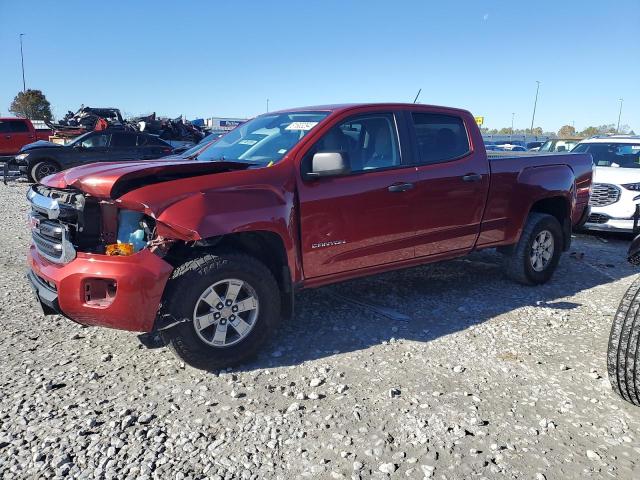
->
[[31, 161, 59, 182], [502, 213, 563, 285], [607, 276, 640, 406], [160, 253, 281, 371]]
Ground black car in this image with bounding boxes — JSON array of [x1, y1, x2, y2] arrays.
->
[[14, 130, 173, 182]]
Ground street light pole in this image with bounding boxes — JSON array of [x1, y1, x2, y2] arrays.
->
[[266, 99, 269, 113], [529, 81, 540, 134], [19, 33, 26, 92], [511, 113, 515, 133], [617, 98, 623, 134]]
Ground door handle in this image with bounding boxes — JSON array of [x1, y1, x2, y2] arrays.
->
[[4, 135, 11, 139], [462, 173, 482, 182], [388, 182, 414, 192]]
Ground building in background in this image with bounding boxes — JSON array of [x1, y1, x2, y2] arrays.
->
[[205, 117, 246, 133]]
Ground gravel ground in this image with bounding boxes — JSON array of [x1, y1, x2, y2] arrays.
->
[[1, 181, 640, 480]]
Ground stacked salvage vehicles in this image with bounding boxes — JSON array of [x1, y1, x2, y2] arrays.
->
[[3, 105, 225, 182]]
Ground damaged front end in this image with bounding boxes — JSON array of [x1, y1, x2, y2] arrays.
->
[[26, 184, 176, 333]]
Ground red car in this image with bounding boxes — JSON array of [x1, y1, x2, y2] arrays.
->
[[26, 103, 593, 370], [0, 118, 51, 158]]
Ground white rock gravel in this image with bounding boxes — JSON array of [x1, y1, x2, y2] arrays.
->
[[1, 182, 640, 478]]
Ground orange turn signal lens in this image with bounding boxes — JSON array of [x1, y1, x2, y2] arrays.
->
[[105, 243, 135, 256]]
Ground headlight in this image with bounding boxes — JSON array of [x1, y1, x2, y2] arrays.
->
[[622, 183, 640, 191], [14, 153, 29, 162], [105, 210, 155, 256]]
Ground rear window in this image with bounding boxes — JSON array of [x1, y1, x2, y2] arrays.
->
[[411, 113, 470, 164]]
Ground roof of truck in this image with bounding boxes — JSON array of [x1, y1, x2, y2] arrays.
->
[[271, 103, 472, 115]]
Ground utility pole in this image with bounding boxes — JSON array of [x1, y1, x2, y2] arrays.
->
[[529, 81, 540, 134], [266, 99, 269, 113], [511, 113, 515, 133], [617, 98, 623, 134], [19, 33, 26, 92]]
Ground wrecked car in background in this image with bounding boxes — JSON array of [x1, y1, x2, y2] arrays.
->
[[26, 103, 592, 371]]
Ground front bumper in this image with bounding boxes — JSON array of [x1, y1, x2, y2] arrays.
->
[[27, 245, 174, 332]]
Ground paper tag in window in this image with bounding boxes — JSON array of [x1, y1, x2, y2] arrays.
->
[[239, 139, 258, 145], [278, 149, 287, 154], [632, 146, 640, 150], [285, 122, 318, 131]]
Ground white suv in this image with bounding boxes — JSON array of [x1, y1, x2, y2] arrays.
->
[[572, 136, 640, 232]]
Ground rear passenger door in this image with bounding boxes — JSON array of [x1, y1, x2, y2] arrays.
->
[[407, 110, 490, 257], [297, 111, 418, 278]]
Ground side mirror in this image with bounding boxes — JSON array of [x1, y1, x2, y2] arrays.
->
[[307, 152, 350, 179]]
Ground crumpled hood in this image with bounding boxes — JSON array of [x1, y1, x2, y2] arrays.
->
[[41, 158, 250, 198], [20, 140, 63, 152]]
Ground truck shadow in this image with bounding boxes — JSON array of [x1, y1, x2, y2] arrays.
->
[[236, 233, 636, 371]]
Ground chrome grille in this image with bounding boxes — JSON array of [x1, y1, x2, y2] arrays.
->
[[589, 183, 620, 207], [27, 188, 77, 264]]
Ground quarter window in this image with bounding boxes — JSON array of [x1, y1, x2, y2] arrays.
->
[[314, 113, 401, 172], [412, 113, 470, 164]]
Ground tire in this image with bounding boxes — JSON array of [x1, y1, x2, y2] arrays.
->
[[607, 276, 640, 406], [502, 212, 563, 285], [31, 161, 60, 182], [160, 253, 281, 371]]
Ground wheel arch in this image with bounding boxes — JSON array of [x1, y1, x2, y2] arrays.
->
[[528, 195, 572, 251], [164, 230, 294, 322]]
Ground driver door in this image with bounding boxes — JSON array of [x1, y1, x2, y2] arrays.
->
[[71, 132, 111, 167], [297, 111, 418, 278]]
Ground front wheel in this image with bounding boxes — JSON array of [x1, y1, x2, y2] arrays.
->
[[160, 253, 281, 371], [31, 161, 59, 182], [502, 212, 563, 285], [607, 277, 640, 406]]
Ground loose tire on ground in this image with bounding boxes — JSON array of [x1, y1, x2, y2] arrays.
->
[[160, 252, 281, 371], [502, 212, 563, 285], [607, 276, 640, 406], [31, 161, 60, 182]]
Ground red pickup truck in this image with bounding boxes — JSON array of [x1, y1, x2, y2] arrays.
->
[[26, 103, 593, 370], [0, 118, 51, 158]]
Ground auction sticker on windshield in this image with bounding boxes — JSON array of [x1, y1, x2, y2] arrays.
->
[[285, 122, 318, 131], [239, 139, 258, 145]]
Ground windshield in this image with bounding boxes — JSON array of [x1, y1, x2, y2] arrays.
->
[[572, 142, 640, 168], [196, 111, 330, 165], [180, 141, 214, 158]]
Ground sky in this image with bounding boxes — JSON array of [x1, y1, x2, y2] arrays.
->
[[0, 0, 638, 133]]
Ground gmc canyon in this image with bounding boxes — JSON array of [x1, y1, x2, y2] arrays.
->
[[26, 103, 593, 370]]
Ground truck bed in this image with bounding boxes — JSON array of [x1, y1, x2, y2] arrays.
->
[[476, 152, 593, 249]]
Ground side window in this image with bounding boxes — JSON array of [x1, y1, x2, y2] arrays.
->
[[9, 121, 29, 133], [412, 113, 470, 164], [136, 135, 148, 147], [313, 113, 401, 173], [110, 133, 137, 148], [80, 134, 110, 149], [0, 122, 11, 133]]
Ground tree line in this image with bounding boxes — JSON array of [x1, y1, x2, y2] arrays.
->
[[7, 89, 636, 140]]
